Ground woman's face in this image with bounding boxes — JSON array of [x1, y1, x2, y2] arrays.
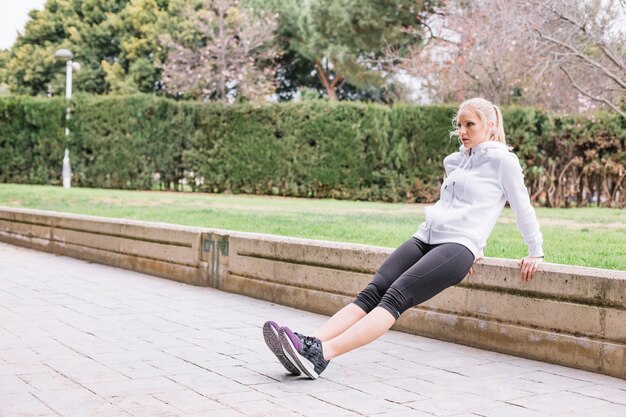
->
[[457, 109, 493, 149]]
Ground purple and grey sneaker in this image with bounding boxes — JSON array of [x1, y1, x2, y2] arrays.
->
[[262, 321, 301, 375], [278, 326, 330, 380]]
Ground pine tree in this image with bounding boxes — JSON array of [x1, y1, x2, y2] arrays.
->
[[260, 0, 440, 101]]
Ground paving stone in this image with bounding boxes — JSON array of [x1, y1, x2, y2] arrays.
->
[[228, 399, 297, 417], [213, 365, 272, 379], [444, 413, 483, 417], [405, 391, 507, 416], [44, 357, 129, 385], [0, 373, 37, 395], [0, 347, 46, 363], [19, 370, 82, 391], [102, 360, 168, 379], [564, 402, 626, 417], [566, 384, 626, 405], [30, 344, 87, 361], [236, 373, 281, 385], [33, 388, 128, 417], [2, 241, 626, 417], [350, 381, 429, 404], [270, 394, 362, 417], [368, 410, 436, 417], [385, 376, 466, 399], [182, 408, 246, 417], [539, 364, 626, 389], [145, 357, 208, 375], [453, 378, 536, 402], [210, 389, 272, 404], [0, 392, 59, 417], [108, 394, 180, 417], [493, 375, 581, 395], [451, 361, 533, 380], [0, 361, 50, 376], [90, 349, 168, 365], [518, 370, 596, 389], [477, 405, 546, 417], [152, 390, 225, 413], [323, 363, 384, 384], [311, 389, 410, 415], [168, 371, 247, 396], [85, 376, 185, 397], [507, 391, 614, 414]]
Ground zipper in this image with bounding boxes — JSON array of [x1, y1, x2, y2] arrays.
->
[[428, 150, 469, 242], [428, 212, 436, 242], [447, 181, 456, 209], [428, 179, 456, 241]]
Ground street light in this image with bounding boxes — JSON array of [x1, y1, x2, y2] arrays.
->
[[54, 49, 80, 188]]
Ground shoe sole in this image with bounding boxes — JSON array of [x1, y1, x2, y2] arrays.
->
[[278, 328, 319, 380], [262, 322, 301, 375]]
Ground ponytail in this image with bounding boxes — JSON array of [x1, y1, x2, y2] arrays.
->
[[493, 105, 506, 144]]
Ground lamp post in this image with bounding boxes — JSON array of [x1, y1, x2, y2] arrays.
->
[[54, 49, 80, 188]]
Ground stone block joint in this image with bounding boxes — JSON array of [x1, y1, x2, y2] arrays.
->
[[203, 234, 229, 288]]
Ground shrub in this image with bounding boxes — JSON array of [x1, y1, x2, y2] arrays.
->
[[0, 94, 623, 206]]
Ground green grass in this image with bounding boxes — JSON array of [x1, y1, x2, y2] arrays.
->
[[1, 184, 624, 270]]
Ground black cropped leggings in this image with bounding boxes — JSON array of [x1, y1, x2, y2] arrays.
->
[[354, 237, 474, 319]]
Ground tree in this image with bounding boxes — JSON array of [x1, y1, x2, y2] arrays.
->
[[522, 0, 626, 117], [3, 0, 168, 96], [4, 0, 123, 96], [159, 0, 279, 102], [0, 49, 9, 95], [260, 0, 441, 101], [101, 0, 168, 94], [5, 0, 444, 103], [392, 0, 626, 115]]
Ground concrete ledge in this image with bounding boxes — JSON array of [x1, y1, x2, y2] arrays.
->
[[1, 206, 625, 380]]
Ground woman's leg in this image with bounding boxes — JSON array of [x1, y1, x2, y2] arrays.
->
[[311, 303, 366, 342], [321, 243, 474, 360], [311, 238, 427, 342], [321, 306, 395, 360]]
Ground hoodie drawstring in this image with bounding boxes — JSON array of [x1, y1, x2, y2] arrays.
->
[[458, 152, 475, 173]]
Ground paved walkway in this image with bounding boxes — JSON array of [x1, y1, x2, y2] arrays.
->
[[1, 242, 625, 417]]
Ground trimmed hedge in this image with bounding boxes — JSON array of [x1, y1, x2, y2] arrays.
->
[[186, 101, 457, 202], [68, 95, 198, 190], [0, 96, 67, 185], [0, 94, 624, 206]]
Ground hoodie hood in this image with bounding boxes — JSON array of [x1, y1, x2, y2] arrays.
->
[[458, 140, 509, 155], [456, 140, 512, 171]]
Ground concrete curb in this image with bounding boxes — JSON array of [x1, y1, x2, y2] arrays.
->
[[1, 206, 624, 379]]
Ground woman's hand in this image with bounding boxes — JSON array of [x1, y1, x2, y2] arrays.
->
[[468, 258, 481, 276], [517, 256, 543, 282]]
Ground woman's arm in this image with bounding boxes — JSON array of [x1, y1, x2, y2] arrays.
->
[[499, 154, 544, 281]]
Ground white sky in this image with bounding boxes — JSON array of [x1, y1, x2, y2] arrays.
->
[[0, 0, 46, 50]]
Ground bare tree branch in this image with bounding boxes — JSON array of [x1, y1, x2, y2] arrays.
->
[[560, 64, 626, 118], [534, 29, 626, 90], [551, 8, 626, 70], [412, 16, 458, 46], [389, 0, 625, 114], [160, 0, 278, 102]]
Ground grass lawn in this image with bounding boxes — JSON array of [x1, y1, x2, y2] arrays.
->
[[0, 183, 624, 271]]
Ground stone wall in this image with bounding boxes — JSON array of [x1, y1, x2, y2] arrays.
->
[[1, 206, 624, 379]]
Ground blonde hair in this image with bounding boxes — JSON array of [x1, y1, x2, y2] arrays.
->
[[450, 97, 506, 144]]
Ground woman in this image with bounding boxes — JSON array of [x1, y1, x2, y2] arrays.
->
[[263, 97, 544, 380]]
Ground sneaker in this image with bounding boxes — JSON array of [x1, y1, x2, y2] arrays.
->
[[279, 326, 330, 379], [262, 321, 301, 375]]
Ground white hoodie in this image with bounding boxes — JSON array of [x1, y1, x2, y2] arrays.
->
[[413, 141, 544, 259]]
